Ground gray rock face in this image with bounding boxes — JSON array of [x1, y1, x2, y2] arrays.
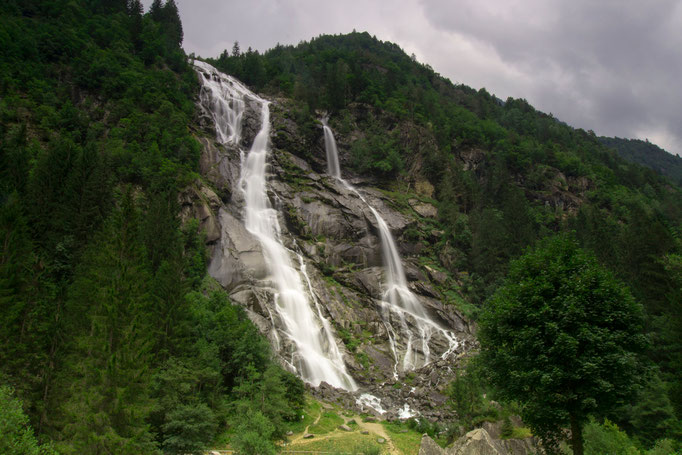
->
[[208, 208, 266, 290], [195, 92, 477, 419], [179, 182, 222, 244]]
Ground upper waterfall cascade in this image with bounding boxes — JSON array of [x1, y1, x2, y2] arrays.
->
[[322, 121, 459, 373], [194, 61, 356, 391]]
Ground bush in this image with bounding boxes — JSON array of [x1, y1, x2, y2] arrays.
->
[[584, 419, 639, 455]]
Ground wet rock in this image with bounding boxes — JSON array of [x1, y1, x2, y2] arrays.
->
[[208, 209, 266, 290], [196, 80, 479, 410]]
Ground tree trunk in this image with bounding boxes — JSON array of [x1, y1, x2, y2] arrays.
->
[[570, 414, 584, 455]]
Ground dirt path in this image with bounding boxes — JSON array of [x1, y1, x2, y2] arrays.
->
[[288, 414, 400, 455], [352, 417, 399, 455], [289, 405, 324, 444]]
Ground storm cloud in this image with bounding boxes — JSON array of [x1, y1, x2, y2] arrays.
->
[[147, 0, 682, 155]]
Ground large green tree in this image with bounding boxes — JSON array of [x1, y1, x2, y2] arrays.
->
[[477, 235, 646, 455]]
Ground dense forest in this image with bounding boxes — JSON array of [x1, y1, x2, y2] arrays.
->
[[599, 136, 682, 186], [1, 1, 681, 454], [0, 1, 303, 454]]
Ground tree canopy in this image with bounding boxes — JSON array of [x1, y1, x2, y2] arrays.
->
[[478, 235, 647, 455]]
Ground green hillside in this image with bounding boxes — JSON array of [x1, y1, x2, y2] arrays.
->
[[1, 4, 681, 454], [600, 136, 682, 186]]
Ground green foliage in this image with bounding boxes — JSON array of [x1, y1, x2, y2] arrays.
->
[[600, 136, 682, 186], [0, 385, 56, 455], [0, 2, 302, 452], [309, 411, 344, 434], [230, 410, 277, 455], [478, 235, 647, 454], [161, 403, 216, 455], [584, 419, 640, 455], [501, 417, 514, 439]]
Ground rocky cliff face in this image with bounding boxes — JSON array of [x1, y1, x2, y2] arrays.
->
[[188, 73, 476, 418]]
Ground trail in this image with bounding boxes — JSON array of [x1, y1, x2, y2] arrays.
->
[[288, 406, 399, 455]]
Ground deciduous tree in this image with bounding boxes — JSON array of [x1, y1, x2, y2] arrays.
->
[[478, 235, 646, 455]]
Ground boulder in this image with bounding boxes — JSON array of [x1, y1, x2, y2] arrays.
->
[[409, 199, 438, 218], [448, 428, 506, 455], [500, 438, 536, 455], [419, 435, 445, 455], [339, 424, 353, 432]]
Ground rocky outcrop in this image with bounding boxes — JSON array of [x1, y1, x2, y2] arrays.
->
[[179, 182, 222, 244], [449, 429, 507, 455], [419, 428, 537, 455]]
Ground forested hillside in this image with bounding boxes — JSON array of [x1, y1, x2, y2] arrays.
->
[[600, 136, 682, 186], [211, 32, 682, 446], [1, 2, 681, 453], [0, 1, 303, 454]]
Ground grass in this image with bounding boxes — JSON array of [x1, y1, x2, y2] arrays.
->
[[510, 427, 532, 439], [281, 395, 426, 455], [382, 421, 424, 454], [285, 397, 322, 434], [287, 433, 384, 454], [309, 411, 345, 434]]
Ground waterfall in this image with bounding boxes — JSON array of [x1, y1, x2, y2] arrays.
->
[[194, 61, 356, 391], [322, 120, 459, 372]]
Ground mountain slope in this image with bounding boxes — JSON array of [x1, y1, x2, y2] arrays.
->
[[210, 32, 682, 442], [599, 136, 682, 186], [1, 6, 681, 452]]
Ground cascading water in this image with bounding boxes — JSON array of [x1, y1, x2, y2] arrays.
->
[[322, 121, 459, 373], [195, 61, 356, 391]]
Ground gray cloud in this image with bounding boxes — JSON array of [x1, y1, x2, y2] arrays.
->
[[420, 0, 682, 154], [144, 0, 682, 155]]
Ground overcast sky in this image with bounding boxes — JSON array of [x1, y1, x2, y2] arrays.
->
[[146, 0, 682, 156]]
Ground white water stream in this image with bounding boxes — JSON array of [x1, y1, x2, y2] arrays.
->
[[195, 61, 356, 391], [322, 121, 459, 373]]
